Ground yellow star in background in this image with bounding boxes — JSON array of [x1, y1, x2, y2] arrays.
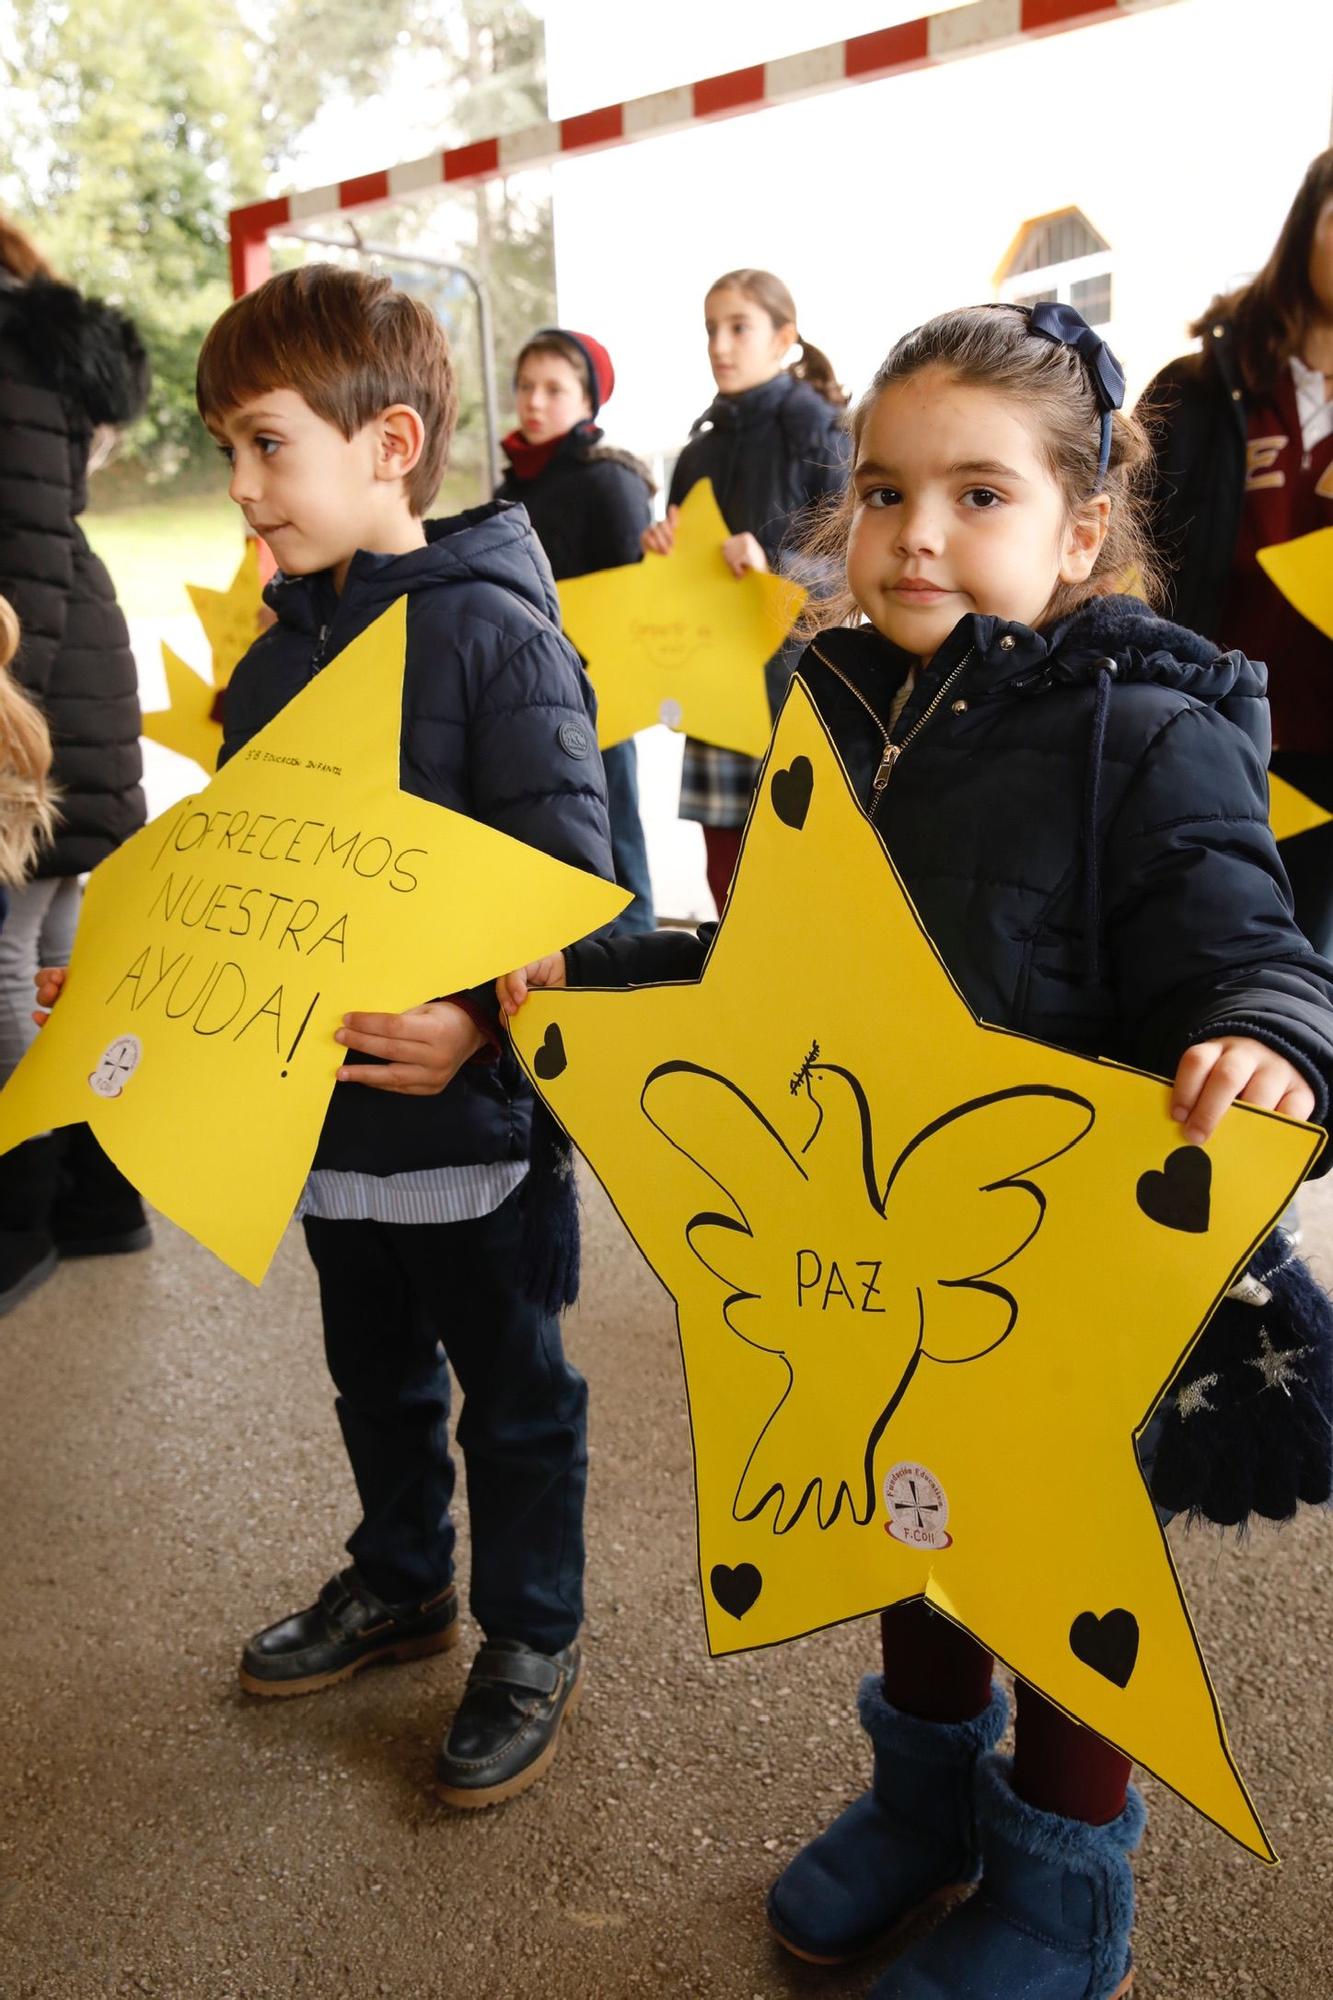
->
[[512, 681, 1321, 1860], [1270, 771, 1332, 844], [1258, 525, 1333, 641], [143, 542, 265, 774], [1, 599, 627, 1283], [556, 479, 806, 756]]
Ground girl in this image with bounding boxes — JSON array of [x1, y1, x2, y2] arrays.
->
[[497, 326, 657, 932], [0, 213, 152, 1307], [646, 268, 847, 913], [502, 303, 1333, 1997], [1141, 148, 1333, 954]]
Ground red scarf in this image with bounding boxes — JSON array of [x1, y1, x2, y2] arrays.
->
[[500, 427, 566, 481]]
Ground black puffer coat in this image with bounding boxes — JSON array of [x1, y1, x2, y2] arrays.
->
[[496, 425, 653, 578], [667, 371, 847, 566], [1138, 321, 1247, 639], [567, 595, 1333, 1129], [0, 274, 149, 874], [221, 501, 614, 1178]]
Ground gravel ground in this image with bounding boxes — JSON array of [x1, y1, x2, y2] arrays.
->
[[0, 1169, 1329, 2000]]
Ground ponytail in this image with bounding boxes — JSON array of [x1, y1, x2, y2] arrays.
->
[[791, 335, 847, 408], [0, 596, 57, 883]]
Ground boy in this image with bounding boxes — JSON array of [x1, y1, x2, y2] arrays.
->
[[196, 263, 613, 1806]]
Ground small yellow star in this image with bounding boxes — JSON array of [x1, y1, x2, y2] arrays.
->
[[512, 680, 1321, 1859], [143, 542, 265, 774], [1, 599, 627, 1283], [556, 479, 806, 756]]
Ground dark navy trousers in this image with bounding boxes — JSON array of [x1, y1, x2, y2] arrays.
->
[[303, 1188, 587, 1653]]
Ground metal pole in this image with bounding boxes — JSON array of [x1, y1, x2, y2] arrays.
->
[[279, 230, 503, 500]]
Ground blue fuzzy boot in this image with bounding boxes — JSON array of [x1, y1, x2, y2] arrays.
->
[[766, 1676, 1009, 1965], [871, 1753, 1145, 1999]]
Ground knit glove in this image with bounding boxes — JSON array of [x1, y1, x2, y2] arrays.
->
[[1148, 1229, 1333, 1526]]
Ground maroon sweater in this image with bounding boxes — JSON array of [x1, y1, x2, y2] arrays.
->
[[1218, 364, 1333, 753]]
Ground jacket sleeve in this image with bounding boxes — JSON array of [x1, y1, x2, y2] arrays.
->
[[0, 372, 77, 699], [463, 617, 616, 1025], [1105, 700, 1333, 1133], [591, 462, 653, 567], [566, 923, 714, 988]]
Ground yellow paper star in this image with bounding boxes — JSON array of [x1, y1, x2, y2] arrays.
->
[[1269, 770, 1332, 844], [0, 598, 628, 1284], [143, 542, 265, 774], [1258, 525, 1333, 641], [512, 681, 1321, 1860], [556, 479, 807, 756]]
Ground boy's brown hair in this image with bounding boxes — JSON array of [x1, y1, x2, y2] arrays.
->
[[196, 264, 458, 515]]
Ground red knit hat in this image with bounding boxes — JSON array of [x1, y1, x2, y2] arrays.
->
[[534, 326, 615, 416]]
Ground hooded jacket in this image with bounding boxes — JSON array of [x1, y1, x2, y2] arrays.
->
[[567, 595, 1333, 1131], [220, 501, 614, 1178], [495, 425, 653, 581], [0, 274, 149, 874]]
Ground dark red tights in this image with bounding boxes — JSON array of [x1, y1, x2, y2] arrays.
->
[[879, 1601, 1131, 1827], [702, 825, 744, 915]]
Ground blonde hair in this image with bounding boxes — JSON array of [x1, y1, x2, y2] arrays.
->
[[0, 598, 58, 882]]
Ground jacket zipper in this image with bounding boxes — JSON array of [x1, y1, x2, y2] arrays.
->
[[811, 642, 974, 817], [309, 622, 331, 677]]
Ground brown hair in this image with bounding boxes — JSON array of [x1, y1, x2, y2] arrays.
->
[[0, 597, 57, 882], [0, 214, 54, 284], [801, 304, 1163, 635], [707, 268, 847, 407], [1192, 149, 1333, 396], [196, 264, 458, 514], [514, 332, 593, 400]]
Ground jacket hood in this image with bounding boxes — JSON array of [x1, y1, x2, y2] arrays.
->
[[690, 369, 834, 438], [263, 499, 563, 636], [0, 275, 149, 427]]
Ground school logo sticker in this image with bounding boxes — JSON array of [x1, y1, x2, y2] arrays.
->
[[884, 1462, 952, 1551], [89, 1034, 143, 1100]]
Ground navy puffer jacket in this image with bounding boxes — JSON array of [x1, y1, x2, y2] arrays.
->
[[0, 274, 149, 874], [568, 595, 1333, 1133], [221, 501, 614, 1177]]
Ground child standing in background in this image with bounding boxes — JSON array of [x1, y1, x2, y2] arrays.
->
[[497, 327, 656, 932], [645, 269, 848, 912]]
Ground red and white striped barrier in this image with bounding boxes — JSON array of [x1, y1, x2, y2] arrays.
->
[[228, 0, 1177, 294]]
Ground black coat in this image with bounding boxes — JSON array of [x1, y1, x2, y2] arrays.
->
[[567, 595, 1333, 1132], [220, 501, 614, 1178], [0, 274, 149, 874], [1138, 321, 1248, 640], [666, 371, 847, 565], [495, 427, 653, 580]]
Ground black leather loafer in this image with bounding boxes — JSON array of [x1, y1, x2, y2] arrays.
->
[[435, 1638, 582, 1807], [239, 1567, 458, 1697]]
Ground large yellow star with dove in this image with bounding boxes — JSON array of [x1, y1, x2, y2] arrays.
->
[[556, 479, 806, 756], [0, 599, 627, 1283], [511, 680, 1321, 1860]]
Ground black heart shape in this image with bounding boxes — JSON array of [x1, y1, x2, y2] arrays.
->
[[533, 1023, 567, 1082], [1136, 1146, 1211, 1233], [1069, 1608, 1139, 1688], [710, 1562, 762, 1620], [770, 756, 814, 830]]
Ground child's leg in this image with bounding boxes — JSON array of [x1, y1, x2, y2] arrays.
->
[[1012, 1680, 1132, 1824], [879, 1599, 995, 1722], [305, 1216, 457, 1604], [394, 1188, 588, 1655]]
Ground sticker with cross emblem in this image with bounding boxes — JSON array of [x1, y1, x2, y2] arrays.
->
[[883, 1462, 952, 1551], [88, 1034, 143, 1100]]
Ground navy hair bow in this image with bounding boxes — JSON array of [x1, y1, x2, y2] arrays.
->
[[1025, 300, 1126, 486]]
